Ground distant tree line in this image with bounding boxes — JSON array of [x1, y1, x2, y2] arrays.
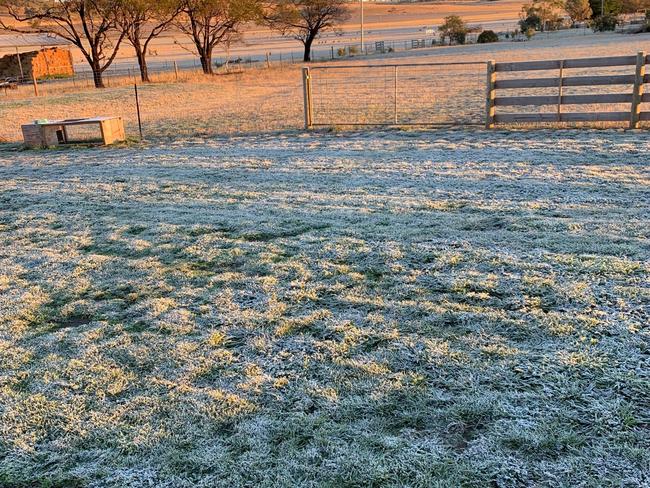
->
[[437, 0, 648, 49], [519, 0, 650, 33], [0, 0, 349, 87]]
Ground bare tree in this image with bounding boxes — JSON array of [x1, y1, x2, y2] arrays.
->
[[0, 0, 125, 88], [264, 0, 349, 62], [115, 0, 182, 82], [176, 0, 259, 74]]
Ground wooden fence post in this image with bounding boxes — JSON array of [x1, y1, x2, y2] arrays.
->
[[32, 71, 39, 97], [630, 51, 645, 129], [134, 83, 143, 141], [174, 61, 179, 81], [302, 67, 313, 129], [16, 49, 24, 80], [485, 60, 496, 129], [557, 60, 564, 121]]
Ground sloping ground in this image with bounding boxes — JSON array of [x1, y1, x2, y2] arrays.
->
[[3, 32, 650, 144], [0, 129, 649, 487]]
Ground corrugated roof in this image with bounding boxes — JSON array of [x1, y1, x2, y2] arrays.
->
[[0, 33, 70, 49]]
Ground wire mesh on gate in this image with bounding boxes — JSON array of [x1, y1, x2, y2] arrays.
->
[[309, 62, 487, 126]]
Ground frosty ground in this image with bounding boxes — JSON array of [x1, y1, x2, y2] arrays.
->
[[0, 129, 649, 487]]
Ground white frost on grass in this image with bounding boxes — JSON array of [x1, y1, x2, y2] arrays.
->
[[0, 128, 649, 487]]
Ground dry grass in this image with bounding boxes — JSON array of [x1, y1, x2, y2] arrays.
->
[[3, 31, 650, 142], [0, 66, 304, 142], [0, 128, 649, 487]]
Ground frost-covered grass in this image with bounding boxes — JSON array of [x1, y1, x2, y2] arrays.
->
[[0, 129, 649, 487]]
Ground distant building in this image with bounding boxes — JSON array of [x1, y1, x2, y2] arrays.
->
[[0, 47, 74, 80]]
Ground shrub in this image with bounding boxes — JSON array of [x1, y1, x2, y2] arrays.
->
[[519, 0, 565, 31], [519, 12, 542, 31], [477, 30, 499, 43], [546, 18, 567, 30], [337, 47, 346, 57], [591, 13, 618, 31], [348, 45, 358, 55], [439, 15, 469, 44]]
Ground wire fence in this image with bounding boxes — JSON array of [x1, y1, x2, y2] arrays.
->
[[2, 41, 490, 98], [0, 23, 575, 98], [307, 62, 487, 126], [1, 55, 299, 98]]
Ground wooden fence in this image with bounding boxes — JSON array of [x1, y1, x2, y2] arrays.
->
[[485, 51, 648, 128]]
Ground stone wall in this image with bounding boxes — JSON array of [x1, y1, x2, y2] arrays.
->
[[0, 48, 74, 80]]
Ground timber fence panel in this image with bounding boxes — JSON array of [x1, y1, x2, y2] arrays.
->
[[488, 51, 648, 128]]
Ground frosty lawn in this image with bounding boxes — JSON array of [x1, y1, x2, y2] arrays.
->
[[0, 129, 648, 487]]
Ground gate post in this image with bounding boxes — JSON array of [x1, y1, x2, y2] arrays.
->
[[302, 67, 313, 129], [630, 51, 645, 130], [485, 60, 496, 129]]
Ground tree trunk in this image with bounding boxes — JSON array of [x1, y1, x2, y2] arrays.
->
[[303, 35, 315, 62], [88, 49, 105, 88], [134, 44, 150, 82], [200, 47, 214, 74], [92, 63, 105, 88], [200, 54, 210, 74]]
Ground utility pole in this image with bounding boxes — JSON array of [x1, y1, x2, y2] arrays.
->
[[360, 0, 364, 53]]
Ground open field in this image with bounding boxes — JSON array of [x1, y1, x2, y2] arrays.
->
[[0, 67, 304, 143], [1, 128, 649, 487], [2, 31, 650, 142], [2, 2, 650, 486], [1, 0, 527, 66]]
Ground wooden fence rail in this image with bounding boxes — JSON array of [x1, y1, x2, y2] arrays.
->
[[486, 51, 648, 128]]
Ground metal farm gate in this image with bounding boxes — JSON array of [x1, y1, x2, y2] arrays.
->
[[302, 62, 487, 128]]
